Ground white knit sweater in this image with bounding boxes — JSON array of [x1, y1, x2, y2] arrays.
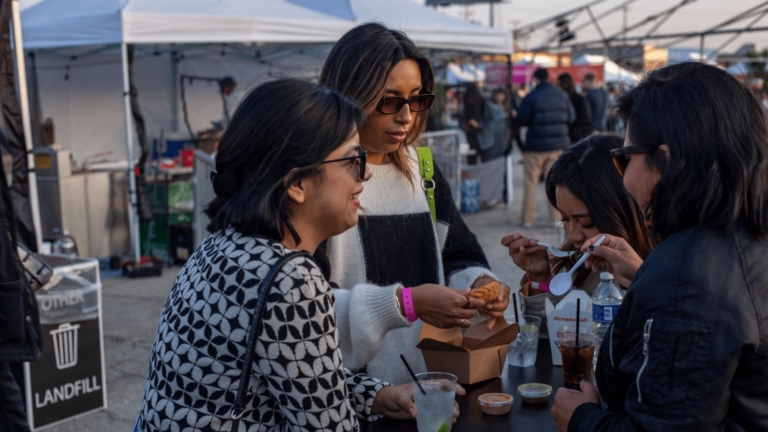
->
[[319, 148, 497, 385]]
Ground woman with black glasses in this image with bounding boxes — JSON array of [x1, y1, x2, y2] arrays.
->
[[553, 61, 768, 432], [315, 23, 512, 386], [134, 79, 464, 432]]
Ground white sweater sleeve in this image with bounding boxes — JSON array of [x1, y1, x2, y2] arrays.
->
[[333, 283, 412, 371]]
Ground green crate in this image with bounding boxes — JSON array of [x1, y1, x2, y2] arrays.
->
[[140, 216, 168, 260], [146, 182, 194, 213]]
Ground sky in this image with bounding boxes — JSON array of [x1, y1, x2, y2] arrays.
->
[[424, 0, 768, 55]]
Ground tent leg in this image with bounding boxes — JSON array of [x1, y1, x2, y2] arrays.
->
[[11, 0, 41, 252], [121, 43, 141, 263]]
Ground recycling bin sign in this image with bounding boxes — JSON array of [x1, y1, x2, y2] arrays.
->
[[24, 256, 107, 430]]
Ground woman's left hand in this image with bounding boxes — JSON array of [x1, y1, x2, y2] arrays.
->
[[372, 383, 465, 423], [471, 277, 511, 330], [552, 381, 600, 432]]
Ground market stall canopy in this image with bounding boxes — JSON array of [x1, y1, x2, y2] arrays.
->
[[572, 54, 643, 84], [20, 0, 354, 49], [288, 0, 512, 54]]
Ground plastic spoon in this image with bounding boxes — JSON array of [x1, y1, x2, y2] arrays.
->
[[536, 241, 577, 258], [548, 236, 606, 295]]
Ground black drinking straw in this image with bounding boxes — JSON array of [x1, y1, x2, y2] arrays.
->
[[512, 292, 520, 323], [575, 298, 581, 377], [400, 354, 426, 395]]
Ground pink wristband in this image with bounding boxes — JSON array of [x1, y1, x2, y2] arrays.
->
[[527, 273, 552, 293], [402, 287, 418, 323]]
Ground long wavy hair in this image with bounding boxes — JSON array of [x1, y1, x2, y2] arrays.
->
[[319, 22, 435, 184]]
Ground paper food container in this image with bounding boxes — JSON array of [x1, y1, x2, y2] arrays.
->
[[417, 320, 519, 385], [545, 290, 593, 366]]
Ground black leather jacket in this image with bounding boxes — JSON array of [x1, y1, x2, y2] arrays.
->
[[570, 225, 768, 431]]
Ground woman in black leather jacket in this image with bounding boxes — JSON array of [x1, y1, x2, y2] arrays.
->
[[552, 62, 768, 432]]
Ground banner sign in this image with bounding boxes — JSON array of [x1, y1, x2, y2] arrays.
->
[[485, 64, 604, 87], [25, 309, 107, 429]]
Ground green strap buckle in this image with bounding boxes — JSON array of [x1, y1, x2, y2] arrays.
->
[[417, 147, 437, 224]]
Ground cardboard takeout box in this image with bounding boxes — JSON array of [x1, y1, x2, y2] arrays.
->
[[417, 320, 519, 385]]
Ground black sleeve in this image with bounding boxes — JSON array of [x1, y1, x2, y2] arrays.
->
[[432, 165, 491, 282]]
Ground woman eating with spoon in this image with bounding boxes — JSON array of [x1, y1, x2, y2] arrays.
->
[[501, 134, 655, 331], [553, 61, 768, 432]]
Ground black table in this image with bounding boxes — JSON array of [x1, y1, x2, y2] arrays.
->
[[362, 339, 562, 432]]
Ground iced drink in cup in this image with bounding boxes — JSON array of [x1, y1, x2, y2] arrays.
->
[[557, 326, 596, 389], [414, 372, 457, 432], [507, 316, 541, 367]]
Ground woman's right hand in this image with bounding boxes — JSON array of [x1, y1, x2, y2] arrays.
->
[[500, 232, 551, 281], [581, 234, 644, 287], [403, 285, 485, 329]]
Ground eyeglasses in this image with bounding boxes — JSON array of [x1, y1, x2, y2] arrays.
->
[[376, 94, 435, 114], [319, 147, 367, 180], [610, 145, 651, 177]]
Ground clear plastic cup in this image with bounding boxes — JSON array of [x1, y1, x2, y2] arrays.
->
[[507, 316, 541, 367], [414, 372, 457, 432], [557, 325, 596, 388]]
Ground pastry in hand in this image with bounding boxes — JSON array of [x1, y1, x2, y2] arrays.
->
[[467, 281, 500, 304]]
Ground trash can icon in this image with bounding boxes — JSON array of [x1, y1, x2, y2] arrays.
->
[[50, 323, 80, 370]]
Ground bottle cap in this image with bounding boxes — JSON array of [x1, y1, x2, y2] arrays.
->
[[600, 272, 614, 280]]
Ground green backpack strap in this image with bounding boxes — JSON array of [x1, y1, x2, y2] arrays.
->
[[417, 147, 437, 224]]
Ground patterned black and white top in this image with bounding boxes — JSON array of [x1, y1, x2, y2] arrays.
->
[[137, 228, 389, 432]]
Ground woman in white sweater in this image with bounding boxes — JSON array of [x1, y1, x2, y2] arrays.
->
[[315, 23, 513, 385]]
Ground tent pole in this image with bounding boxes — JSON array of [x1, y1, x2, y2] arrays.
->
[[121, 42, 141, 263], [11, 0, 41, 253]]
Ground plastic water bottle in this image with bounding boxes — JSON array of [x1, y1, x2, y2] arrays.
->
[[592, 272, 623, 368]]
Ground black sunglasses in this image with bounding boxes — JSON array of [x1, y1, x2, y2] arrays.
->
[[319, 147, 367, 179], [376, 94, 435, 114], [610, 145, 651, 177]]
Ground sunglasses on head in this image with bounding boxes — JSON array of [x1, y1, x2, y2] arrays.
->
[[319, 147, 367, 180], [610, 145, 651, 177], [376, 94, 435, 115]]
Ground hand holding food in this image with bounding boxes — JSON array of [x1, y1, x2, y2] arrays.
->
[[470, 278, 512, 330], [400, 284, 485, 329], [501, 233, 551, 282]]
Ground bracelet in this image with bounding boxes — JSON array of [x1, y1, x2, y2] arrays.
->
[[402, 287, 418, 323], [527, 273, 552, 293]]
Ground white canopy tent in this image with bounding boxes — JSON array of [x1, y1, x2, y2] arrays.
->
[[573, 54, 643, 85], [21, 0, 358, 262], [288, 0, 512, 54]]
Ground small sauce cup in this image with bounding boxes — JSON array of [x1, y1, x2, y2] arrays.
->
[[517, 383, 552, 404], [478, 393, 514, 415]]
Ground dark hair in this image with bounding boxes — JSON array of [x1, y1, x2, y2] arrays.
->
[[463, 82, 485, 119], [583, 73, 595, 82], [557, 73, 576, 97], [319, 23, 435, 184], [617, 61, 768, 239], [219, 76, 236, 90], [204, 79, 364, 244], [546, 134, 655, 259], [534, 68, 549, 82]]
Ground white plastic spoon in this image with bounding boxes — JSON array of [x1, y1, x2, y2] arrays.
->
[[548, 236, 606, 296], [536, 241, 577, 258]]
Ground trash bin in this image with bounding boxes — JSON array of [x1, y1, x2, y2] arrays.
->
[[24, 255, 107, 430]]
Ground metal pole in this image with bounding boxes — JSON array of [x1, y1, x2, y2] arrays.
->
[[121, 41, 141, 263], [489, 3, 494, 28], [10, 0, 41, 252], [171, 51, 178, 132], [700, 34, 705, 57]]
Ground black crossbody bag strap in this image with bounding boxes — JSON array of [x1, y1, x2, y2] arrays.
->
[[229, 250, 311, 430]]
